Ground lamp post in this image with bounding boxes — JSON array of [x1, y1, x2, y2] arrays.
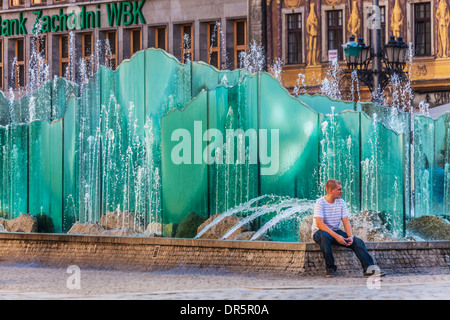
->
[[343, 7, 408, 103]]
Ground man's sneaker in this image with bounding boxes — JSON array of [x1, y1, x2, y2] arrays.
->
[[325, 271, 336, 278]]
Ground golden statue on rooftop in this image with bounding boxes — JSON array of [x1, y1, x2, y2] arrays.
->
[[347, 0, 361, 38], [391, 0, 404, 38], [306, 2, 319, 65], [436, 0, 450, 58]]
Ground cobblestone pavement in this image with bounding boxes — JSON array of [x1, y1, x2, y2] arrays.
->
[[0, 263, 449, 300]]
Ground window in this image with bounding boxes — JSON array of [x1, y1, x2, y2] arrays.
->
[[368, 6, 386, 47], [234, 19, 247, 68], [60, 35, 71, 80], [10, 0, 25, 7], [130, 28, 142, 57], [155, 26, 167, 51], [31, 0, 47, 5], [181, 24, 194, 63], [327, 10, 344, 60], [414, 2, 431, 56], [105, 31, 117, 70], [207, 22, 221, 69], [0, 40, 3, 90], [287, 13, 302, 64], [31, 36, 47, 82], [82, 33, 94, 74], [15, 38, 25, 89]]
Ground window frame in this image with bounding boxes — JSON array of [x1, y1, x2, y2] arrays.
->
[[326, 10, 344, 61], [31, 0, 47, 5], [414, 2, 432, 56], [287, 13, 303, 65], [14, 38, 26, 89], [207, 22, 221, 69], [181, 24, 194, 63], [155, 26, 167, 51], [234, 19, 247, 69], [130, 28, 142, 57], [10, 0, 25, 7], [82, 32, 94, 75], [59, 35, 71, 80], [31, 35, 47, 82], [105, 30, 118, 70]]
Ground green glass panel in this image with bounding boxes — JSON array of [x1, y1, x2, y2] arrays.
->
[[0, 92, 10, 126], [28, 121, 51, 224], [435, 114, 450, 216], [359, 101, 410, 134], [4, 124, 28, 218], [145, 49, 193, 227], [49, 120, 63, 233], [361, 113, 405, 236], [319, 110, 361, 213], [145, 49, 192, 119], [260, 73, 319, 200], [76, 74, 102, 223], [191, 61, 242, 97], [29, 120, 63, 233], [160, 91, 208, 228], [259, 74, 320, 242], [63, 97, 78, 231], [414, 114, 450, 217], [100, 51, 147, 221], [52, 77, 80, 120], [0, 126, 8, 217], [206, 75, 259, 215], [297, 93, 355, 115]]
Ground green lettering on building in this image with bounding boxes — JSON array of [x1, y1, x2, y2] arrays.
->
[[0, 0, 146, 37], [106, 0, 146, 27], [0, 13, 27, 36]]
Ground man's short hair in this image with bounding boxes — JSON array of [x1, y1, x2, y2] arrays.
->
[[326, 179, 341, 192]]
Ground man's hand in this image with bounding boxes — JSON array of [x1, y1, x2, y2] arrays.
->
[[344, 236, 353, 246], [334, 234, 350, 246]]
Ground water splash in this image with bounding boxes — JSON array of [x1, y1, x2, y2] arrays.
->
[[221, 197, 299, 239], [269, 57, 284, 81], [418, 100, 430, 116], [293, 72, 306, 96], [320, 59, 342, 100], [239, 40, 265, 74], [194, 195, 274, 239], [350, 70, 360, 102], [251, 201, 315, 240]]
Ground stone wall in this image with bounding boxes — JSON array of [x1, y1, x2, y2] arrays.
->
[[0, 233, 449, 275]]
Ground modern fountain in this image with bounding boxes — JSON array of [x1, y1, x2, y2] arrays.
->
[[0, 44, 448, 242]]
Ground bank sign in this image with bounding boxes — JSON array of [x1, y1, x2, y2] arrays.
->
[[0, 0, 146, 36]]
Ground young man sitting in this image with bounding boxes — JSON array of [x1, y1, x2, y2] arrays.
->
[[312, 179, 386, 278]]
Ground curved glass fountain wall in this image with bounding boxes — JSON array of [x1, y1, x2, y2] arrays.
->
[[0, 48, 448, 241]]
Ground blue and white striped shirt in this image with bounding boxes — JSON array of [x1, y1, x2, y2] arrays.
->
[[311, 197, 348, 235]]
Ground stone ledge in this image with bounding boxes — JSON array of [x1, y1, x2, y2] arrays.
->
[[0, 233, 449, 275], [1, 232, 448, 250]]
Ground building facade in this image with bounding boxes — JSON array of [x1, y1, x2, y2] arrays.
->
[[0, 0, 264, 97], [2, 0, 449, 108], [266, 0, 450, 107]]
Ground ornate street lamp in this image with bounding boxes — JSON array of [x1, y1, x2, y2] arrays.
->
[[343, 34, 408, 102]]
